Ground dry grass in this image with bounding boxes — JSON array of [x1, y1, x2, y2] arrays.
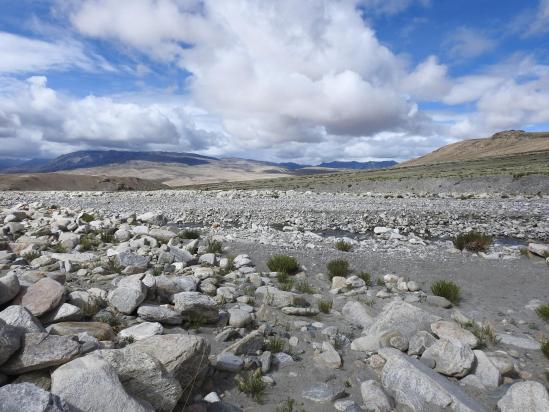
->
[[431, 280, 461, 305]]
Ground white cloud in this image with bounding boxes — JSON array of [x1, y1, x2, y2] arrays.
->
[[444, 27, 496, 60], [528, 0, 549, 34], [0, 31, 111, 74], [401, 56, 451, 100], [359, 0, 430, 15]]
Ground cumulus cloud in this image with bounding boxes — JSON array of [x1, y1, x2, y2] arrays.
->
[[528, 0, 549, 35], [444, 27, 496, 60], [0, 76, 221, 158], [358, 0, 431, 15]]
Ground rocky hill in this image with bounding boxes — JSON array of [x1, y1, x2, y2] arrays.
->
[[401, 130, 549, 167]]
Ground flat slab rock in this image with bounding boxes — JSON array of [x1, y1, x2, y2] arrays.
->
[[301, 382, 346, 403], [46, 321, 116, 341], [497, 333, 541, 350], [20, 277, 65, 317], [0, 382, 68, 412]]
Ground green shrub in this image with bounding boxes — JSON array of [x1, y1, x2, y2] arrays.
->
[[335, 240, 352, 252], [236, 369, 266, 403], [295, 279, 314, 294], [267, 255, 300, 275], [542, 339, 549, 360], [357, 272, 371, 286], [100, 229, 116, 244], [327, 259, 349, 279], [276, 398, 305, 412], [23, 251, 40, 262], [431, 280, 460, 305], [206, 239, 223, 254], [265, 336, 286, 353], [80, 213, 95, 223], [464, 321, 498, 348], [152, 266, 163, 276], [278, 278, 294, 291], [318, 299, 333, 314], [51, 243, 67, 253], [453, 231, 492, 252], [180, 229, 200, 239], [79, 234, 100, 251], [375, 277, 385, 286], [536, 303, 549, 322]]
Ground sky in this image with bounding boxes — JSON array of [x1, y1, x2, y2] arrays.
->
[[1, 0, 549, 163]]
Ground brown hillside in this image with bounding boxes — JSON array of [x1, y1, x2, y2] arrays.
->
[[400, 130, 549, 167]]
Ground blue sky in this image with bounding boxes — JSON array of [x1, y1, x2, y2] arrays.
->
[[1, 0, 548, 162]]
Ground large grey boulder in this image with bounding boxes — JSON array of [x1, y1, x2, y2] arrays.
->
[[51, 354, 153, 412], [149, 228, 176, 243], [155, 275, 196, 302], [137, 304, 182, 325], [130, 334, 210, 396], [1, 332, 80, 375], [137, 211, 166, 226], [421, 338, 475, 377], [342, 301, 374, 329], [0, 273, 20, 304], [352, 300, 440, 352], [68, 291, 102, 316], [115, 250, 150, 270], [255, 286, 304, 308], [41, 303, 82, 324], [408, 331, 437, 356], [0, 318, 22, 366], [0, 305, 45, 333], [108, 279, 146, 315], [379, 348, 488, 412], [0, 383, 68, 412], [173, 291, 219, 323], [431, 321, 479, 348], [527, 243, 549, 257], [20, 277, 65, 317], [470, 350, 501, 389], [99, 347, 183, 412], [360, 380, 394, 412], [497, 380, 549, 412], [118, 322, 163, 341]]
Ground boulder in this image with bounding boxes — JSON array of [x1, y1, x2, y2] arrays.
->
[[0, 273, 20, 305], [313, 341, 342, 369], [497, 380, 549, 412], [0, 318, 22, 366], [342, 301, 374, 329], [118, 322, 163, 341], [155, 275, 196, 302], [137, 304, 182, 325], [20, 277, 65, 317], [173, 291, 219, 323], [46, 321, 116, 341], [0, 383, 68, 412], [379, 348, 488, 412], [1, 332, 80, 375], [228, 308, 252, 327], [408, 331, 437, 356], [99, 347, 183, 412], [130, 334, 210, 395], [41, 303, 82, 324], [68, 291, 102, 316], [51, 354, 153, 412], [114, 250, 150, 270], [421, 338, 474, 377], [470, 350, 501, 389], [302, 382, 346, 403], [137, 211, 166, 226], [255, 286, 304, 308], [360, 380, 394, 412], [527, 243, 549, 257], [431, 321, 479, 348], [215, 353, 243, 372], [148, 228, 176, 243], [223, 330, 264, 356], [108, 282, 146, 315], [0, 305, 45, 333]]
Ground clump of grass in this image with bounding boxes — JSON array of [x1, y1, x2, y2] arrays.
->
[[453, 231, 492, 252], [335, 240, 352, 252], [206, 239, 223, 254], [375, 277, 385, 286], [267, 255, 300, 275], [535, 303, 549, 322], [104, 258, 123, 274], [51, 243, 67, 253], [519, 247, 530, 257], [121, 335, 135, 344], [100, 229, 116, 244], [464, 321, 499, 348], [276, 398, 305, 412], [357, 271, 372, 286], [23, 251, 40, 262], [236, 369, 266, 403], [98, 314, 121, 333], [295, 279, 314, 294], [80, 212, 95, 223], [431, 280, 460, 305], [180, 229, 200, 239], [541, 338, 549, 360], [326, 259, 349, 279], [265, 336, 286, 353], [79, 234, 100, 251], [318, 298, 333, 314], [278, 278, 294, 291], [152, 266, 163, 276]]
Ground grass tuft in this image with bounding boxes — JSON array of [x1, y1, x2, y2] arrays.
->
[[318, 298, 333, 314], [535, 303, 549, 322], [464, 321, 499, 348], [265, 336, 286, 353], [179, 229, 200, 239], [236, 369, 266, 403], [541, 338, 549, 360], [23, 251, 40, 262], [206, 239, 223, 254], [80, 212, 95, 223], [267, 255, 300, 275], [431, 280, 460, 305], [453, 231, 492, 252], [79, 234, 100, 251], [295, 279, 314, 294], [335, 240, 352, 252], [357, 271, 372, 286], [276, 398, 305, 412], [51, 243, 67, 253], [326, 259, 349, 279]]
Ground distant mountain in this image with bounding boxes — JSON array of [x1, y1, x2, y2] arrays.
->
[[318, 160, 397, 169], [400, 130, 549, 167], [0, 158, 51, 171]]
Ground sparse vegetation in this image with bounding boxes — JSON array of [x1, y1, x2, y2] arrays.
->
[[464, 321, 499, 348], [79, 234, 101, 251], [375, 277, 385, 287], [98, 314, 121, 333], [278, 278, 294, 291], [295, 279, 314, 294], [80, 212, 95, 223], [276, 398, 305, 412], [51, 243, 67, 253], [121, 335, 135, 344], [236, 369, 266, 403], [536, 303, 549, 322], [453, 231, 492, 252], [541, 338, 549, 360], [267, 255, 300, 275], [179, 229, 200, 239], [327, 259, 349, 279], [206, 239, 223, 254], [318, 298, 333, 314], [100, 228, 116, 244], [152, 266, 163, 276], [431, 280, 460, 305], [265, 336, 286, 353], [22, 251, 40, 262], [357, 271, 372, 286], [335, 240, 352, 252]]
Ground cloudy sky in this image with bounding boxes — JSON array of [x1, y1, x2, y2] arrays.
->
[[1, 0, 549, 163]]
